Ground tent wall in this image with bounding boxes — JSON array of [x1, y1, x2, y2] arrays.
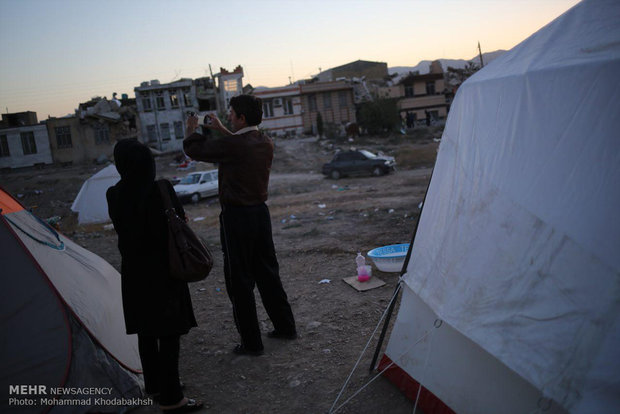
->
[[384, 0, 620, 412], [386, 286, 568, 414], [0, 217, 71, 409], [5, 209, 141, 372]]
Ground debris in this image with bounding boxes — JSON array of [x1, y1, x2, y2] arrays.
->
[[326, 216, 334, 220], [307, 321, 322, 329], [433, 137, 441, 142], [197, 288, 206, 292], [343, 275, 386, 292], [322, 349, 331, 354], [34, 190, 43, 195], [318, 279, 331, 284], [103, 223, 114, 231], [318, 204, 326, 209], [193, 217, 205, 221], [282, 219, 287, 223], [418, 201, 423, 209], [289, 380, 301, 388], [46, 216, 61, 226], [17, 194, 24, 198], [290, 214, 297, 219], [331, 185, 338, 189], [388, 209, 395, 214]]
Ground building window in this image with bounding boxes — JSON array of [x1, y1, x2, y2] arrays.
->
[[263, 101, 274, 118], [308, 94, 317, 112], [323, 92, 332, 110], [284, 99, 294, 115], [160, 123, 171, 141], [426, 81, 436, 95], [141, 92, 152, 111], [93, 124, 110, 145], [339, 91, 347, 108], [224, 79, 237, 92], [55, 126, 72, 149], [20, 131, 37, 155], [169, 90, 179, 108], [147, 125, 157, 143], [183, 89, 192, 107], [0, 135, 9, 157], [405, 85, 414, 97], [174, 121, 184, 140], [156, 91, 165, 110]]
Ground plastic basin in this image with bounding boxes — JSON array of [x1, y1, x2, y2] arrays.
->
[[367, 243, 409, 273]]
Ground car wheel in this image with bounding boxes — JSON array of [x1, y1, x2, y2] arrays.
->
[[330, 170, 341, 180], [190, 193, 200, 203], [372, 166, 384, 176]]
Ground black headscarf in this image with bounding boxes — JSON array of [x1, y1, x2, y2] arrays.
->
[[109, 139, 158, 236], [113, 138, 156, 186]]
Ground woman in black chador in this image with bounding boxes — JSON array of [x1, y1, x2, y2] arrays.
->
[[106, 139, 202, 413]]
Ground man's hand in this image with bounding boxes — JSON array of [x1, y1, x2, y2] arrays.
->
[[204, 114, 233, 136], [185, 114, 200, 137]]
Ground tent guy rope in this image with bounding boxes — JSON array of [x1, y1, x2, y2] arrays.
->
[[329, 314, 441, 414]]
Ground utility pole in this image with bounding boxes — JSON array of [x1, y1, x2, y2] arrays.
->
[[478, 41, 484, 68], [209, 64, 220, 114]]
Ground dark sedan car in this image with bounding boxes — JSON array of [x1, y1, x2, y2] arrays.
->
[[321, 149, 396, 179]]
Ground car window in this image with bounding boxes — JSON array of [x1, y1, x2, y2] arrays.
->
[[359, 150, 377, 159], [180, 174, 200, 184]]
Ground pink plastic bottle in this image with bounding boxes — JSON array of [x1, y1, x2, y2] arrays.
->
[[356, 252, 370, 282]]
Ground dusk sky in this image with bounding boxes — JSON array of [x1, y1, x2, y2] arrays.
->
[[1, 0, 580, 119]]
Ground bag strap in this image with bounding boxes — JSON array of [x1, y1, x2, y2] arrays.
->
[[156, 180, 175, 212]]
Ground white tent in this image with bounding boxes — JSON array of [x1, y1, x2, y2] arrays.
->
[[382, 0, 620, 413], [1, 188, 142, 412], [71, 164, 120, 224]]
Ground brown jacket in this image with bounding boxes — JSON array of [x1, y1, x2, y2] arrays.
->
[[183, 130, 273, 206]]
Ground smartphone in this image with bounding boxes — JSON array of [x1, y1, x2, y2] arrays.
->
[[187, 111, 204, 124]]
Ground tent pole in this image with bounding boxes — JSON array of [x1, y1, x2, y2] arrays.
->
[[369, 167, 435, 372]]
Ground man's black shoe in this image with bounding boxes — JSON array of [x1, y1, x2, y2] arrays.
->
[[233, 344, 264, 356], [267, 330, 298, 340]]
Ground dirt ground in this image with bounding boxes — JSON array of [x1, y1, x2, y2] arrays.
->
[[2, 127, 442, 414]]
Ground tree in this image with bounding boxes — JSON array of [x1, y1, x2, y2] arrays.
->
[[446, 62, 481, 89], [316, 112, 324, 138], [357, 98, 400, 136]]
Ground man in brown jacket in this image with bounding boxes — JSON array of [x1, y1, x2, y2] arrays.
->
[[184, 95, 296, 356]]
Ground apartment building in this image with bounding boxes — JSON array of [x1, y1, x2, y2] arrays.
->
[[0, 112, 52, 169], [253, 85, 303, 137], [214, 66, 244, 112], [134, 79, 201, 152], [299, 81, 356, 135]]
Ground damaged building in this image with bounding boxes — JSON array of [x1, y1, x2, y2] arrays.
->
[[134, 78, 199, 152], [391, 61, 448, 124], [46, 94, 139, 166], [299, 81, 357, 136]]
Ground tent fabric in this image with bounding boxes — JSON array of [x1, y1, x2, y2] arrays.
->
[[1, 188, 142, 412], [5, 208, 141, 371], [385, 0, 620, 412], [1, 216, 71, 397], [71, 164, 120, 224]]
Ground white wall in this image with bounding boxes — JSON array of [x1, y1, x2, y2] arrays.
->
[[0, 124, 53, 169]]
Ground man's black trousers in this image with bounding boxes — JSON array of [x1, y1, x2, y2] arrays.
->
[[220, 203, 296, 351]]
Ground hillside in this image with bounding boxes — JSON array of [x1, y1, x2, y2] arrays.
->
[[389, 49, 506, 80]]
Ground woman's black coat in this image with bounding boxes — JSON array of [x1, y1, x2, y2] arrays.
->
[[106, 139, 197, 336]]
